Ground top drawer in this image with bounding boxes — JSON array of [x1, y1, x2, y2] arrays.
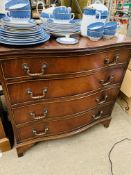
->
[[1, 48, 130, 81]]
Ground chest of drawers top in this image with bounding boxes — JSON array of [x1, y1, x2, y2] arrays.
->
[[0, 35, 131, 57]]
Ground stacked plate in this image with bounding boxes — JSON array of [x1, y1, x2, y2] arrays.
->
[[0, 17, 50, 46], [42, 19, 81, 37]]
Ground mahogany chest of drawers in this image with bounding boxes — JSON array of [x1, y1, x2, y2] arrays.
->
[[0, 36, 131, 157]]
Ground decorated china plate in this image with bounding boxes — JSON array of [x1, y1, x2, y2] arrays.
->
[[0, 31, 46, 39], [47, 19, 81, 25], [0, 35, 46, 42], [0, 30, 47, 42], [0, 25, 43, 34], [0, 33, 50, 45], [46, 30, 80, 37], [56, 37, 78, 45], [0, 31, 45, 38], [1, 17, 36, 26]]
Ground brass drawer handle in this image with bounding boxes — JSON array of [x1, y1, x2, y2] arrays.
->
[[32, 127, 49, 136], [26, 88, 48, 100], [96, 95, 108, 104], [30, 109, 48, 120], [104, 55, 119, 66], [22, 63, 48, 77], [92, 111, 103, 120], [99, 75, 114, 86]]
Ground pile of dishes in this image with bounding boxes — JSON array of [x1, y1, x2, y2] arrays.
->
[[0, 17, 50, 46], [104, 22, 117, 39], [87, 21, 117, 41], [0, 1, 50, 46], [87, 22, 104, 41], [40, 6, 80, 44], [42, 19, 81, 37]]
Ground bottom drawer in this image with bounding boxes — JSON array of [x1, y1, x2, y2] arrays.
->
[[17, 103, 114, 142]]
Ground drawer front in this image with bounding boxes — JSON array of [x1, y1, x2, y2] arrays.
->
[[8, 67, 124, 105], [13, 87, 119, 125], [2, 48, 130, 80], [17, 103, 113, 141]]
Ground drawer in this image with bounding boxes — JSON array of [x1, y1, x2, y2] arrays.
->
[[8, 67, 124, 105], [13, 87, 119, 125], [17, 103, 113, 141], [2, 48, 130, 80]]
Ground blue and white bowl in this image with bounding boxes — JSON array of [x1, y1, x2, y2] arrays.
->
[[5, 0, 31, 10], [53, 13, 74, 21], [88, 22, 104, 32], [7, 3, 31, 19], [104, 22, 117, 30], [52, 6, 74, 23], [8, 3, 30, 10], [87, 30, 103, 41], [41, 12, 53, 19], [103, 29, 116, 39], [0, 13, 5, 19], [104, 29, 116, 35], [7, 10, 31, 19], [53, 6, 71, 14]]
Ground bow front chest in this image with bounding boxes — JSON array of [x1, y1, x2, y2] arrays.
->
[[0, 36, 131, 157]]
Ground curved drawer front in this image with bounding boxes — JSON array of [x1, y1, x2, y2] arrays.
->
[[17, 103, 113, 142], [13, 87, 119, 125], [2, 48, 130, 80], [8, 67, 124, 105]]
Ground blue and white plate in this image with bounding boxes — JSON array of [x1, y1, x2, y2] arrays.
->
[[0, 35, 46, 43], [0, 31, 46, 40], [56, 37, 78, 45], [0, 25, 43, 34], [45, 29, 80, 37], [0, 33, 50, 46], [0, 30, 45, 38], [3, 26, 38, 33], [1, 17, 36, 27], [47, 19, 80, 26], [42, 19, 80, 37], [69, 19, 81, 25], [0, 28, 46, 39], [45, 26, 80, 32], [45, 23, 80, 29], [51, 19, 72, 24]]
